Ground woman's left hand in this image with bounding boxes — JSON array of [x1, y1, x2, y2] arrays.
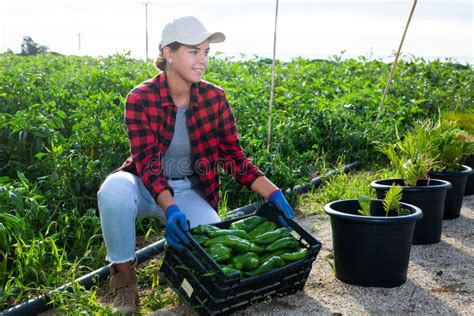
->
[[268, 190, 294, 227]]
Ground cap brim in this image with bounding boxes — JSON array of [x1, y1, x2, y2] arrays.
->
[[208, 32, 225, 44], [179, 31, 225, 46]]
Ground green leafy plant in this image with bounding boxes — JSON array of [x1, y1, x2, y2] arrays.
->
[[376, 121, 437, 186], [382, 185, 410, 216], [443, 111, 474, 132], [358, 185, 409, 217], [382, 185, 403, 216], [428, 118, 474, 172], [357, 195, 371, 216]]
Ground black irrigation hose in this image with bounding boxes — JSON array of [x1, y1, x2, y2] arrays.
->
[[3, 161, 360, 315], [226, 161, 361, 217]]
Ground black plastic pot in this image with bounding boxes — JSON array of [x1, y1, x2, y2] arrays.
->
[[464, 154, 474, 196], [429, 165, 474, 219], [324, 199, 422, 288], [371, 178, 452, 245]]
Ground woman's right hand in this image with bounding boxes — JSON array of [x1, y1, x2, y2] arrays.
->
[[165, 204, 190, 251], [268, 189, 295, 227]]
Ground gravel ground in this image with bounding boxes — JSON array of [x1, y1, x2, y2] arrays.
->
[[154, 195, 474, 315]]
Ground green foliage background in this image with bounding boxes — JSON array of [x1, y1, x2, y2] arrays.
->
[[0, 52, 472, 310]]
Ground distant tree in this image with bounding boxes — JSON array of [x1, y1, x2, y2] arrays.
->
[[19, 36, 49, 56]]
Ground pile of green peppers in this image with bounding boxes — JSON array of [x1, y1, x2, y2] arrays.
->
[[192, 216, 309, 278]]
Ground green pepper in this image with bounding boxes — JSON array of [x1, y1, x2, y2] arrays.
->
[[253, 227, 290, 245], [221, 266, 240, 276], [204, 235, 251, 252], [249, 243, 265, 254], [248, 256, 286, 276], [192, 224, 220, 236], [248, 221, 277, 239], [208, 243, 232, 263], [192, 234, 209, 245], [280, 248, 309, 261], [265, 236, 300, 252], [231, 252, 260, 271], [259, 249, 287, 263], [208, 228, 249, 240], [229, 216, 266, 233]]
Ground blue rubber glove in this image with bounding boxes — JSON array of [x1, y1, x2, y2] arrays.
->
[[268, 190, 294, 227], [165, 204, 190, 252]]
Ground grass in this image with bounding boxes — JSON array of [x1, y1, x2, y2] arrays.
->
[[44, 250, 179, 315], [137, 259, 179, 313], [298, 168, 398, 217]]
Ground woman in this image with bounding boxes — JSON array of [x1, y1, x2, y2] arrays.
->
[[97, 16, 294, 313]]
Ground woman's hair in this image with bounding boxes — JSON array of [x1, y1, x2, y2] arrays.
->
[[155, 42, 183, 71]]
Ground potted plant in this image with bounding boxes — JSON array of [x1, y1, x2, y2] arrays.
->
[[370, 121, 452, 245], [465, 154, 474, 196], [443, 111, 474, 196], [426, 119, 474, 219], [324, 185, 423, 287]]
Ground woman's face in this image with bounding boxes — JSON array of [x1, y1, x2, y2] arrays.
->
[[167, 40, 210, 84]]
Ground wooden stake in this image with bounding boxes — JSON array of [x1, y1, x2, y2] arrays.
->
[[266, 0, 279, 152], [379, 0, 418, 113]]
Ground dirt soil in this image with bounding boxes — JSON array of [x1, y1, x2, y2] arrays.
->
[[154, 195, 474, 315]]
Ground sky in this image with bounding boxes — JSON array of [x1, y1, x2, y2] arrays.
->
[[0, 0, 472, 63]]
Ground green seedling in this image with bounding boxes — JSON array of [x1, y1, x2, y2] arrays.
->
[[358, 185, 409, 217]]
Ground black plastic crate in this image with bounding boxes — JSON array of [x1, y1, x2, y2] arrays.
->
[[159, 202, 322, 315]]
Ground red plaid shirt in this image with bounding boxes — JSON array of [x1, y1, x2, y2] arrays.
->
[[118, 73, 264, 210]]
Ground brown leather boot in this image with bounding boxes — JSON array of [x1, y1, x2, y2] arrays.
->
[[109, 260, 139, 314]]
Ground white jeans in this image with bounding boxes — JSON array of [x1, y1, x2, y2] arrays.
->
[[97, 171, 221, 263]]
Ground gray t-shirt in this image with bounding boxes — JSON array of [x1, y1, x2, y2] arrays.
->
[[162, 107, 194, 178]]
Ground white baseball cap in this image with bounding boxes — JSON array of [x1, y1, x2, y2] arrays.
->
[[160, 16, 225, 48]]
